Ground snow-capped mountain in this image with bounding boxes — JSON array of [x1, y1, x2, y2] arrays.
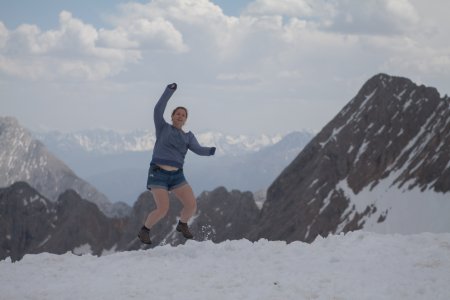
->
[[34, 129, 156, 154], [33, 129, 314, 204], [250, 73, 450, 242], [0, 117, 129, 217], [34, 129, 285, 156]]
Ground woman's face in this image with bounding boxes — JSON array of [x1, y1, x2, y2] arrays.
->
[[171, 108, 187, 129]]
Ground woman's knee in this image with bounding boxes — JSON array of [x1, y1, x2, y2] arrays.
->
[[155, 202, 170, 216], [190, 200, 197, 212]]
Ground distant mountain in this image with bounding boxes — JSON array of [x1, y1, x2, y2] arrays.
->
[[0, 117, 129, 217], [249, 73, 450, 242], [184, 130, 314, 193], [33, 129, 314, 203], [34, 129, 284, 156]]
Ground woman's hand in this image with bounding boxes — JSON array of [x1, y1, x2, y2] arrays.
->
[[168, 83, 177, 90]]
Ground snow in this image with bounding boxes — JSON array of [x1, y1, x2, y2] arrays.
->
[[319, 126, 343, 147], [72, 244, 92, 256], [335, 165, 450, 234], [355, 140, 370, 163], [394, 88, 407, 100], [34, 129, 285, 156], [1, 232, 450, 300]]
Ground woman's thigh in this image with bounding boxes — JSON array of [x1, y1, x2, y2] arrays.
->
[[151, 188, 170, 211]]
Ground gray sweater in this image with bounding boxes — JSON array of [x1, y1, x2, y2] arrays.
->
[[150, 85, 215, 169]]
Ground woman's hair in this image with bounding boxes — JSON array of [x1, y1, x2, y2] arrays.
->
[[172, 106, 188, 118]]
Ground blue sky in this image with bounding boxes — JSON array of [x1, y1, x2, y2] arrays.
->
[[1, 0, 449, 135], [0, 1, 252, 28]]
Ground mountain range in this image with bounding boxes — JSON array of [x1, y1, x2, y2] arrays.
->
[[0, 181, 260, 261], [33, 129, 314, 203], [1, 73, 450, 261], [33, 129, 286, 156]]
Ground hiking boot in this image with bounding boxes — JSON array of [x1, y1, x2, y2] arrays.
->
[[138, 226, 152, 244], [176, 221, 194, 239]]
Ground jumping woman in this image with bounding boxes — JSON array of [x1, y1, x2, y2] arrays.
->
[[138, 83, 216, 244]]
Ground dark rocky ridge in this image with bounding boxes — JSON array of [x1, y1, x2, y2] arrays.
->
[[248, 73, 450, 242], [0, 182, 260, 261]]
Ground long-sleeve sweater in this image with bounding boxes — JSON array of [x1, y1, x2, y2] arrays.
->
[[150, 85, 215, 169]]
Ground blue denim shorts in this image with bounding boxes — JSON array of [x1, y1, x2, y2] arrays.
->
[[146, 164, 188, 191]]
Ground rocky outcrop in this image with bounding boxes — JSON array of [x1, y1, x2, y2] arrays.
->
[[0, 182, 120, 261], [1, 182, 260, 260], [249, 73, 450, 242]]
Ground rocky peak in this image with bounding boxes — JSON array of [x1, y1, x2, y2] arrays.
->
[[249, 73, 450, 242]]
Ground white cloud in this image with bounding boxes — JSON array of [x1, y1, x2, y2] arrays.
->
[[0, 0, 448, 92], [244, 0, 314, 17], [243, 0, 420, 36], [324, 0, 420, 35], [2, 0, 450, 136], [0, 10, 187, 80]]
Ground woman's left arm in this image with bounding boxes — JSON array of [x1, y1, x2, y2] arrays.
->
[[188, 133, 216, 156]]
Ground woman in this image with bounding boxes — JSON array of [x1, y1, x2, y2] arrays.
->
[[138, 83, 216, 244]]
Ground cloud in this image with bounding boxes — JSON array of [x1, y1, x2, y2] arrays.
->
[[244, 0, 314, 17], [0, 10, 186, 80], [0, 0, 447, 85], [243, 0, 420, 36], [2, 0, 450, 136], [323, 0, 420, 35]]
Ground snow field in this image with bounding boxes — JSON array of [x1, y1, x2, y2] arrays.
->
[[1, 231, 450, 300]]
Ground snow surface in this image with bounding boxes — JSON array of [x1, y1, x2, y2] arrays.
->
[[1, 232, 450, 300]]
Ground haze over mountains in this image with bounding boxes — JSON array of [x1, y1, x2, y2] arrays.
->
[[34, 129, 314, 203]]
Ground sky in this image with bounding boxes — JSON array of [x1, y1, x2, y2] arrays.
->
[[1, 0, 450, 135]]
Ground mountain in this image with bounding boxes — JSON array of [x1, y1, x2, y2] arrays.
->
[[115, 186, 260, 250], [184, 130, 314, 194], [249, 73, 450, 242], [33, 129, 284, 156], [0, 117, 129, 217], [33, 129, 314, 203], [4, 73, 449, 262], [1, 181, 259, 260], [0, 182, 121, 261]]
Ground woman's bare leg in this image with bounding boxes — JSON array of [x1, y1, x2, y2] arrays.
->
[[173, 184, 197, 223], [144, 188, 170, 229]]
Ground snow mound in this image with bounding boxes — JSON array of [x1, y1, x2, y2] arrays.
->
[[1, 231, 450, 300]]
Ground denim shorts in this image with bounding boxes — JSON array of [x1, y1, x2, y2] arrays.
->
[[146, 164, 188, 191]]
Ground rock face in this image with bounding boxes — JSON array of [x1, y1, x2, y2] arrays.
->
[[0, 182, 260, 260], [249, 73, 450, 242], [0, 182, 120, 261], [120, 186, 260, 249], [0, 116, 129, 217]]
